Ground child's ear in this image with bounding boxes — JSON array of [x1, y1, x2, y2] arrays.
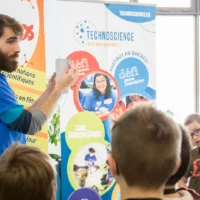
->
[[172, 158, 181, 176], [108, 154, 117, 176]]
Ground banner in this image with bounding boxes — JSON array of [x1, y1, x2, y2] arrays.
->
[[0, 0, 48, 153], [58, 1, 156, 199]]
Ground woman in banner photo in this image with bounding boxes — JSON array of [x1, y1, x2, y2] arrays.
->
[[80, 73, 117, 117]]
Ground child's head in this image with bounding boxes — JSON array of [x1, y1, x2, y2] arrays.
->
[[0, 143, 56, 200], [184, 114, 200, 147], [89, 147, 95, 155], [109, 103, 181, 190], [166, 124, 192, 186], [74, 164, 80, 172]]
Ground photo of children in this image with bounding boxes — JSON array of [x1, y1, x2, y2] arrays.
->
[[110, 94, 148, 123], [126, 94, 148, 110], [73, 143, 114, 193], [110, 100, 126, 122], [79, 73, 118, 117], [85, 147, 97, 171]]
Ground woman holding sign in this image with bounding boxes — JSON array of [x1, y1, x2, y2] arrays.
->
[[81, 73, 117, 117]]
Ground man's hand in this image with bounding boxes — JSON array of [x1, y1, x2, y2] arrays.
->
[[55, 64, 79, 91], [46, 72, 56, 93], [37, 64, 79, 118]]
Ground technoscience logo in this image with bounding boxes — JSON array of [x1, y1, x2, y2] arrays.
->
[[74, 20, 134, 46]]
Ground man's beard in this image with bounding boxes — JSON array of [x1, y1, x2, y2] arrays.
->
[[0, 49, 19, 73]]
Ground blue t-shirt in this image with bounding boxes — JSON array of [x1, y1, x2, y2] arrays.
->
[[79, 91, 86, 107], [84, 154, 97, 166], [82, 90, 117, 113], [0, 74, 26, 155]]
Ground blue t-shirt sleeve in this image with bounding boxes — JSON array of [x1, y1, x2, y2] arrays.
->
[[79, 91, 86, 107], [82, 91, 94, 111], [0, 74, 18, 114], [0, 75, 32, 134], [0, 105, 24, 124], [84, 154, 89, 161], [0, 106, 32, 134]]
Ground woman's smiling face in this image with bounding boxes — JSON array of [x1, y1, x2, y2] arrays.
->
[[95, 75, 107, 94]]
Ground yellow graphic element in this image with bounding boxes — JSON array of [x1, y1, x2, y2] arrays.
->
[[3, 67, 46, 92], [26, 135, 48, 153], [87, 42, 119, 47], [41, 123, 48, 134], [4, 0, 48, 154], [13, 87, 39, 107]]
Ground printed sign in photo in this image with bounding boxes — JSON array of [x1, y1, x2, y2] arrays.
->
[[58, 1, 156, 199], [72, 143, 114, 193]]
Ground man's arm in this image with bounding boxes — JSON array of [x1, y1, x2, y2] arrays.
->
[[0, 65, 78, 135]]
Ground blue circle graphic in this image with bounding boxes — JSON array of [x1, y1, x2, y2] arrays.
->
[[114, 57, 149, 98], [68, 188, 101, 200]]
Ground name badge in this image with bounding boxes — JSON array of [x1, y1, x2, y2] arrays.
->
[[104, 98, 112, 104]]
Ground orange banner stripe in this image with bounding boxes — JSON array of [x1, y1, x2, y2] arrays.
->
[[29, 0, 46, 72], [35, 132, 48, 139], [10, 82, 44, 95]]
